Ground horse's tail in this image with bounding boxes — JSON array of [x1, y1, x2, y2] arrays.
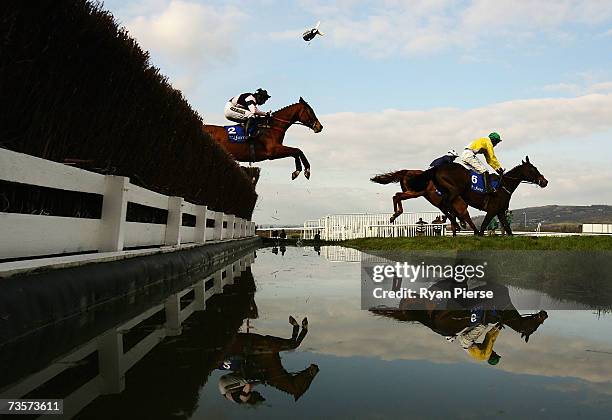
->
[[407, 167, 437, 191], [370, 170, 409, 185]]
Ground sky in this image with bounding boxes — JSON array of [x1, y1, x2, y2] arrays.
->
[[102, 0, 612, 225]]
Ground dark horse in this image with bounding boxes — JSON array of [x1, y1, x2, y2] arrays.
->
[[203, 98, 323, 180], [371, 169, 478, 235], [218, 315, 319, 404], [408, 156, 548, 235], [371, 277, 549, 345]]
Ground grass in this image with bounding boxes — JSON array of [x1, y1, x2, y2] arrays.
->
[[342, 235, 612, 251]]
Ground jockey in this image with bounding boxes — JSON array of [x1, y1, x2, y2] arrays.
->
[[224, 88, 271, 138], [456, 323, 502, 365], [460, 132, 505, 193]]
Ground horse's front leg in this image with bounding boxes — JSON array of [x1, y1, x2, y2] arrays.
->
[[391, 191, 421, 223], [299, 151, 311, 179], [267, 145, 304, 179], [450, 197, 478, 235]]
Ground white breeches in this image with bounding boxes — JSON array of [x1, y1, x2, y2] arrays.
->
[[460, 149, 488, 173], [224, 102, 255, 123]]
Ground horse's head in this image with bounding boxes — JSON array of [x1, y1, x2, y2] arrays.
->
[[515, 156, 548, 188], [296, 97, 323, 133]]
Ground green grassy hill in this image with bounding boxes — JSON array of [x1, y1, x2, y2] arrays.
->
[[474, 205, 612, 232]]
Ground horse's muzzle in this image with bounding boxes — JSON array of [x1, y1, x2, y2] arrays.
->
[[313, 122, 323, 133], [538, 177, 548, 188]]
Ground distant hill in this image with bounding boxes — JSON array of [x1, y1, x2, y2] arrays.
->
[[473, 205, 612, 232]]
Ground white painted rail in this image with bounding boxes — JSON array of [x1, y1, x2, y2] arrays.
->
[[0, 148, 257, 260], [303, 212, 445, 240]]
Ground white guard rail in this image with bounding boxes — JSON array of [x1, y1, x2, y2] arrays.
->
[[0, 148, 256, 259]]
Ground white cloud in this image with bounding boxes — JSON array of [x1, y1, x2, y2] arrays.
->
[[124, 1, 247, 91], [287, 0, 612, 57]]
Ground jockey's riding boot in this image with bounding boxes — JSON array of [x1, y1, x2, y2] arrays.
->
[[484, 172, 496, 194], [244, 117, 254, 139]]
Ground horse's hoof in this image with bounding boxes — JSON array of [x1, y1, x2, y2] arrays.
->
[[291, 170, 301, 180], [304, 168, 311, 179], [289, 315, 298, 326], [302, 317, 308, 329]]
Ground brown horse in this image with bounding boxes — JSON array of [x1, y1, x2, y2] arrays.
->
[[371, 170, 479, 235], [409, 156, 548, 236], [220, 315, 319, 402], [203, 98, 323, 180]]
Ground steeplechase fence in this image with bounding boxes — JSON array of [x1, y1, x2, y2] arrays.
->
[[0, 148, 256, 261]]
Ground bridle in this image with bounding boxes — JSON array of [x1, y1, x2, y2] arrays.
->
[[266, 103, 319, 132], [497, 168, 544, 194]]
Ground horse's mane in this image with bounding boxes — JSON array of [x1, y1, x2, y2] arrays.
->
[[273, 102, 301, 114], [506, 161, 528, 175]]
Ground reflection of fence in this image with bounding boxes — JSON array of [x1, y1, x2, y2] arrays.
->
[[321, 246, 396, 263], [303, 212, 444, 240], [322, 246, 362, 262], [0, 253, 254, 419], [0, 148, 256, 260]]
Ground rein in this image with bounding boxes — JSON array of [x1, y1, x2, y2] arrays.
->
[[271, 115, 310, 127], [497, 169, 540, 195], [268, 115, 312, 131]]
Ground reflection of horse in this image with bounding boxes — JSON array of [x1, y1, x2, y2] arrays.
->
[[218, 315, 319, 404], [373, 307, 548, 343], [203, 98, 323, 180], [371, 277, 549, 345], [371, 169, 477, 235], [409, 157, 548, 235]]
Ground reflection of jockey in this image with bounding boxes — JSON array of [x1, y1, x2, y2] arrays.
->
[[218, 373, 265, 405], [460, 132, 504, 193], [454, 323, 502, 365], [224, 88, 271, 139]]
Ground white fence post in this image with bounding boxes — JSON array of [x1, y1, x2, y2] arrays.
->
[[213, 211, 223, 240], [237, 218, 244, 238], [164, 197, 183, 246], [226, 214, 235, 239], [194, 205, 207, 244], [100, 176, 130, 252]]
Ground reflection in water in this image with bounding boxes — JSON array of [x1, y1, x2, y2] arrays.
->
[[0, 250, 320, 419], [1, 246, 612, 419], [218, 315, 318, 404], [371, 277, 549, 365]]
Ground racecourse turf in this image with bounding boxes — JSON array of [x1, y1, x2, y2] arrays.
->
[[342, 235, 612, 251]]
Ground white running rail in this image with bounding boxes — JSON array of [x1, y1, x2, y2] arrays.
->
[[303, 212, 445, 240], [0, 148, 256, 260]]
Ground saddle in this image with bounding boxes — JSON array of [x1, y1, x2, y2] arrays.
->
[[224, 123, 258, 143], [469, 171, 500, 194]]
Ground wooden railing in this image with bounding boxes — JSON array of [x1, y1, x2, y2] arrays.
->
[[0, 148, 256, 260]]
